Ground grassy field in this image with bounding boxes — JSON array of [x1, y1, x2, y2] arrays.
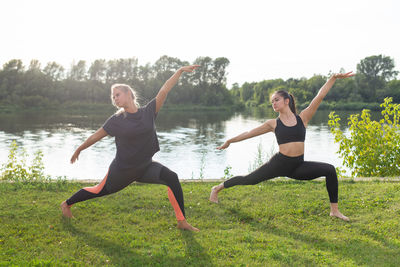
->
[[0, 180, 399, 266]]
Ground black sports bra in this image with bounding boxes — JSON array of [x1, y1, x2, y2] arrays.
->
[[274, 115, 306, 145]]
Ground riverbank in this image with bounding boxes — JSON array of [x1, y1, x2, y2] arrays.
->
[[0, 100, 382, 115], [2, 176, 396, 183], [1, 180, 399, 266], [0, 102, 242, 115]]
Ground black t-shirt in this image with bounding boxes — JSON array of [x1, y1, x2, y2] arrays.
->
[[102, 98, 160, 169]]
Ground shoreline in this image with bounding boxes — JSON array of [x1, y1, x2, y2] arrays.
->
[[70, 177, 400, 183], [2, 177, 399, 184]]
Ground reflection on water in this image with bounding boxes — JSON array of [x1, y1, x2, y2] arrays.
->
[[0, 108, 375, 180]]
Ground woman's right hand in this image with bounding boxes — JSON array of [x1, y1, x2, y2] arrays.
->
[[217, 141, 231, 150], [70, 149, 81, 164]]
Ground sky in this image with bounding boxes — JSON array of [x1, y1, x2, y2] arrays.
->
[[1, 0, 400, 87]]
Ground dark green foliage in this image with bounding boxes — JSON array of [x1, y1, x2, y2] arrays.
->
[[0, 56, 234, 110], [2, 54, 399, 112], [231, 55, 400, 110], [356, 55, 399, 102]]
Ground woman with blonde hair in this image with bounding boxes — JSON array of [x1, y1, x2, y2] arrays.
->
[[210, 72, 355, 221], [61, 65, 200, 231]]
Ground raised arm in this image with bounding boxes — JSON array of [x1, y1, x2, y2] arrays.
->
[[156, 65, 200, 113], [70, 127, 108, 163], [300, 72, 354, 126], [217, 119, 275, 150]]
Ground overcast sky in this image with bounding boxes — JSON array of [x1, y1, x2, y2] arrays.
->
[[1, 0, 399, 86]]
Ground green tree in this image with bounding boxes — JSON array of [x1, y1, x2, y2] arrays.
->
[[252, 79, 285, 106], [211, 57, 229, 85], [21, 60, 55, 107], [238, 83, 250, 105], [68, 60, 87, 81], [28, 59, 41, 72], [306, 75, 326, 96], [356, 55, 398, 102], [0, 59, 25, 104], [191, 56, 213, 87], [43, 62, 65, 81], [88, 59, 107, 82], [149, 56, 184, 103], [2, 59, 24, 72]]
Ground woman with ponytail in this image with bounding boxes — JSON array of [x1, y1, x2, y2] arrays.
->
[[210, 72, 355, 221], [61, 65, 200, 231]]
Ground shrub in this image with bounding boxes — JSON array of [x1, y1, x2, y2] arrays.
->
[[222, 165, 233, 180], [328, 97, 400, 177], [0, 141, 49, 182]]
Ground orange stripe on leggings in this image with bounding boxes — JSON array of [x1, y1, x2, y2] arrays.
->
[[84, 171, 109, 194], [167, 187, 185, 221]]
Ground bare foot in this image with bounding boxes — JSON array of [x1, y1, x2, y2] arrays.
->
[[177, 220, 200, 232], [209, 186, 220, 203], [60, 201, 73, 218], [330, 211, 350, 221]]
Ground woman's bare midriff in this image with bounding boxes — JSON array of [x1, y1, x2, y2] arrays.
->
[[278, 142, 304, 157]]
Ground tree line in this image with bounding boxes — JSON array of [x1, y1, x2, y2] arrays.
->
[[231, 55, 400, 110], [0, 54, 399, 111], [0, 56, 234, 109]]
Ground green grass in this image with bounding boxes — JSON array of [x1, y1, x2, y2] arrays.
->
[[1, 180, 399, 266]]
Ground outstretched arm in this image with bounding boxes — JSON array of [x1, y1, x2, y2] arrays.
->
[[70, 127, 108, 163], [217, 120, 275, 150], [156, 65, 200, 113], [300, 72, 355, 126]]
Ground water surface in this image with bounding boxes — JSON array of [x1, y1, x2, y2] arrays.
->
[[0, 108, 368, 180]]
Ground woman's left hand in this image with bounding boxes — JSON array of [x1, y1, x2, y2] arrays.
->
[[332, 71, 355, 79], [180, 65, 200, 73]]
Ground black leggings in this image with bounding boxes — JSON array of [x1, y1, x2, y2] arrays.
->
[[224, 153, 338, 203], [66, 160, 186, 220]]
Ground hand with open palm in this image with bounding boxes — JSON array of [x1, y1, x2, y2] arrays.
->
[[332, 71, 355, 79]]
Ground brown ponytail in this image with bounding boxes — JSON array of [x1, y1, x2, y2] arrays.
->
[[288, 93, 296, 114]]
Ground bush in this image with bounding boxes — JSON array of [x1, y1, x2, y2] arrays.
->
[[0, 141, 50, 182], [328, 97, 400, 177]]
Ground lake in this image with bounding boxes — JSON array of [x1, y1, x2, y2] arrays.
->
[[0, 107, 371, 180]]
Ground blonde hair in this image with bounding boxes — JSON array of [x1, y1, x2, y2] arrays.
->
[[110, 84, 139, 115]]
